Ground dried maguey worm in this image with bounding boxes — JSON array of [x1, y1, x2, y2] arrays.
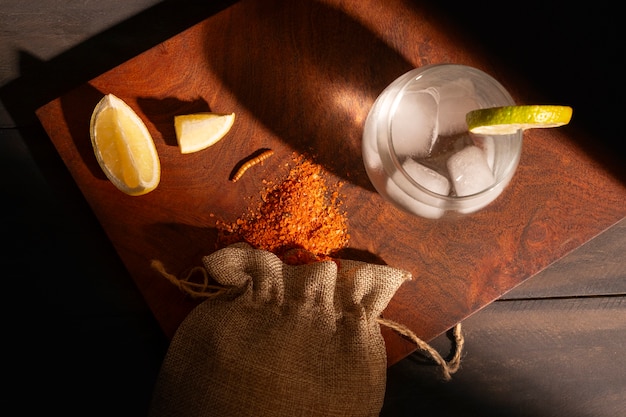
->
[[231, 149, 275, 182]]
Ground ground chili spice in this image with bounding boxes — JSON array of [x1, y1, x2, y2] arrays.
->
[[217, 153, 350, 262]]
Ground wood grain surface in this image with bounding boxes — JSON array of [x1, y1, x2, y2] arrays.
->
[[34, 0, 626, 366], [383, 295, 626, 417]]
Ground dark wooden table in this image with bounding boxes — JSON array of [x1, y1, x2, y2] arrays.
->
[[33, 0, 625, 367]]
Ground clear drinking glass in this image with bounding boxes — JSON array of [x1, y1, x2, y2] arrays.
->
[[362, 64, 523, 219]]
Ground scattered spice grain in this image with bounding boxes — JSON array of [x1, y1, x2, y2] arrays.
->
[[217, 154, 349, 262]]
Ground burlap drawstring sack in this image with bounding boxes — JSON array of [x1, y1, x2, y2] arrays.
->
[[149, 243, 461, 416]]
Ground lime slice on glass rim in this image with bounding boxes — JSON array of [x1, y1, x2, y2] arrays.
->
[[466, 105, 573, 135]]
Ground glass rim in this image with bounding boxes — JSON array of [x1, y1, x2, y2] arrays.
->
[[385, 64, 523, 205]]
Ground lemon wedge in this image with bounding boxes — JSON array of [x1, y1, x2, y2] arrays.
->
[[174, 112, 235, 154], [90, 94, 161, 196], [466, 105, 573, 135]]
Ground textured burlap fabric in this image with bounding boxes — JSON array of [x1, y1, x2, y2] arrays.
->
[[149, 243, 411, 417]]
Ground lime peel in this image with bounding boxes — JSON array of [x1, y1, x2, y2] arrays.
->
[[466, 105, 573, 135]]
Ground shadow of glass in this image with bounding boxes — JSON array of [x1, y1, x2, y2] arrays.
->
[[203, 0, 414, 191]]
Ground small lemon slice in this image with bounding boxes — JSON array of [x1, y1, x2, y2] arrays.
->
[[174, 112, 235, 154], [466, 105, 573, 135], [90, 94, 161, 196]]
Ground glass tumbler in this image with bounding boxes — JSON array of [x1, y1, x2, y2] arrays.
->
[[362, 64, 523, 219]]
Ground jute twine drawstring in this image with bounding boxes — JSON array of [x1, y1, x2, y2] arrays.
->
[[150, 259, 464, 381], [377, 317, 463, 381], [150, 260, 228, 298]]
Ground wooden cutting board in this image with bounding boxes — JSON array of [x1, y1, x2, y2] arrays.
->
[[35, 0, 626, 365]]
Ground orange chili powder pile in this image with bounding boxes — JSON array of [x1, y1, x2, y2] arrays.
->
[[217, 154, 350, 261]]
